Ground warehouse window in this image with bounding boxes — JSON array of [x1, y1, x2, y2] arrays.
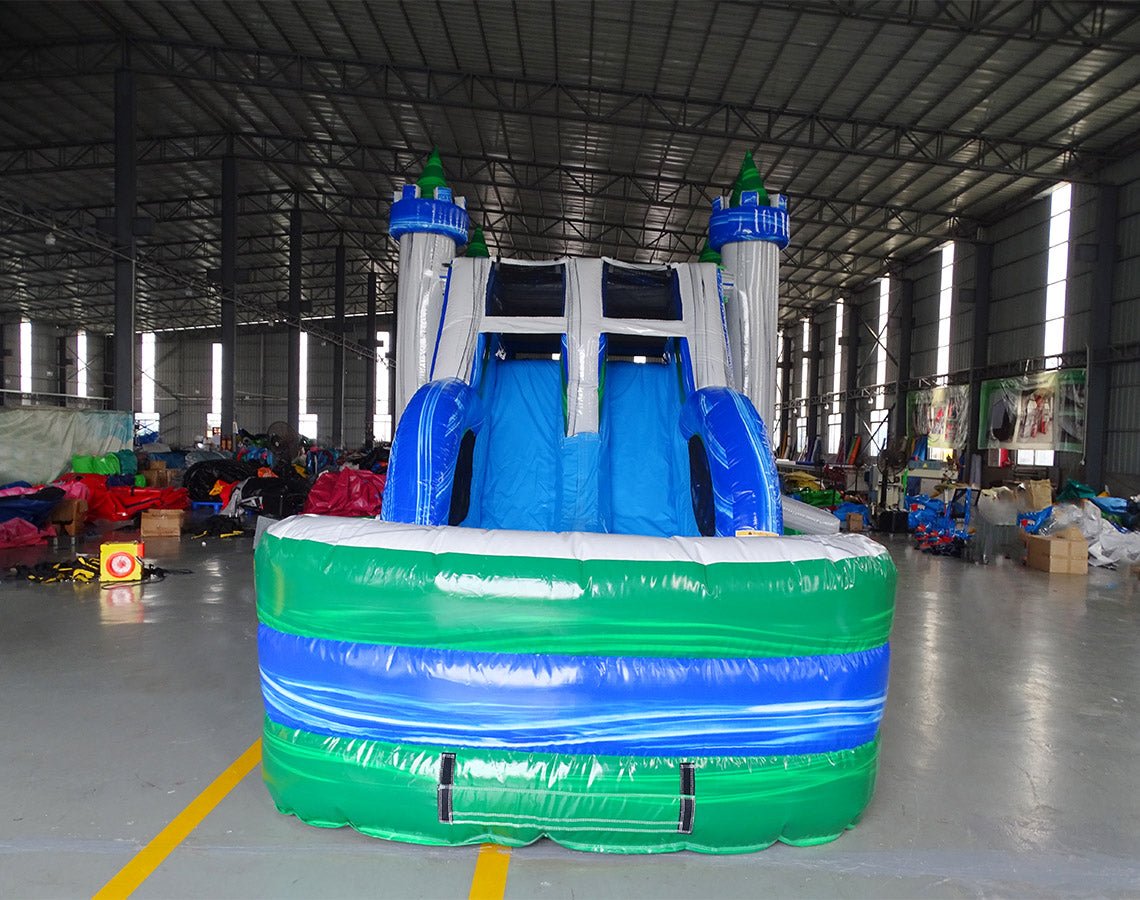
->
[[298, 331, 319, 440], [137, 332, 159, 437], [774, 328, 785, 446], [1019, 183, 1072, 467], [75, 330, 87, 398], [140, 332, 156, 412], [875, 278, 889, 403], [373, 330, 392, 443], [20, 320, 32, 399], [868, 408, 889, 459], [928, 245, 957, 462], [206, 341, 222, 438], [936, 243, 955, 383], [868, 278, 890, 457], [827, 299, 844, 455], [1043, 183, 1071, 366], [796, 319, 809, 454]]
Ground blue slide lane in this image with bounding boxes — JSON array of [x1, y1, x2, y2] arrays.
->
[[258, 625, 889, 756]]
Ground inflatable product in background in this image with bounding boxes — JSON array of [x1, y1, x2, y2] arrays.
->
[[256, 153, 897, 853]]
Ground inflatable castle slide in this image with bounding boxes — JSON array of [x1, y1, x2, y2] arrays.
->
[[254, 152, 896, 853]]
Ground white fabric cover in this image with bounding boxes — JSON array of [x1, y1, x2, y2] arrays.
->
[[0, 406, 133, 485]]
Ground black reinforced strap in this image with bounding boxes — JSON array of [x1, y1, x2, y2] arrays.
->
[[678, 762, 696, 834], [438, 752, 456, 823]]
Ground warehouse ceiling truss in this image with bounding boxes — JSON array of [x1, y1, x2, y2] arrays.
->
[[1, 0, 1138, 332]]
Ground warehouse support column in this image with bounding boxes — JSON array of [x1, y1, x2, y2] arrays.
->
[[112, 67, 136, 413], [1085, 184, 1117, 489], [891, 279, 914, 439], [56, 336, 68, 406], [364, 270, 378, 449], [220, 153, 237, 448], [779, 331, 793, 452], [967, 242, 993, 459], [843, 301, 860, 451], [388, 277, 397, 436], [805, 316, 820, 460], [331, 243, 346, 448], [287, 206, 302, 435]]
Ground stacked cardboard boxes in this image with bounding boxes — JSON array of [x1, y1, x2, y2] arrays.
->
[[142, 459, 178, 489], [140, 509, 185, 537], [1026, 527, 1088, 575]]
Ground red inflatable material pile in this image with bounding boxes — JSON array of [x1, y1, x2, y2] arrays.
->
[[302, 469, 386, 518], [0, 518, 54, 549], [61, 474, 189, 522]]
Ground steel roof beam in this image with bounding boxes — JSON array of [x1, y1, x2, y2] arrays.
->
[[774, 1, 1140, 55], [0, 133, 970, 243], [0, 36, 1116, 180]]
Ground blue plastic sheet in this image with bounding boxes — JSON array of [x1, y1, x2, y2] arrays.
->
[[258, 624, 889, 756], [0, 486, 64, 526], [833, 502, 871, 528], [1018, 506, 1053, 534]]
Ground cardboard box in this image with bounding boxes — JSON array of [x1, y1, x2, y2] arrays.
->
[[49, 497, 88, 536], [140, 509, 185, 537], [1026, 533, 1088, 575], [846, 513, 864, 533], [146, 459, 167, 470], [1025, 479, 1053, 511], [143, 468, 176, 488]]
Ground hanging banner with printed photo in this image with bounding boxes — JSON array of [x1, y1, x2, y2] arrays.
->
[[907, 384, 970, 452], [977, 369, 1086, 452]]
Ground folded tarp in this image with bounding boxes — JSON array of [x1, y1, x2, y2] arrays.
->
[[115, 450, 138, 477], [72, 453, 122, 475], [832, 501, 872, 528], [0, 517, 53, 548], [0, 486, 65, 526]]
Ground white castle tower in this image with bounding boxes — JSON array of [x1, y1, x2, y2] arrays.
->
[[387, 148, 470, 422]]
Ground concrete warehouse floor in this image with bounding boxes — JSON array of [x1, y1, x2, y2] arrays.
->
[[1, 528, 1138, 899]]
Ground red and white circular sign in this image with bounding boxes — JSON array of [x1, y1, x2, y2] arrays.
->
[[105, 551, 137, 579]]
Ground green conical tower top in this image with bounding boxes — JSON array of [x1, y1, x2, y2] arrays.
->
[[730, 151, 769, 207], [698, 238, 722, 265], [417, 147, 449, 199], [465, 225, 490, 258]]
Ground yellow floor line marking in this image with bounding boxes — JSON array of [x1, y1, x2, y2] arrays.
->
[[93, 737, 263, 900], [468, 843, 512, 900]]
